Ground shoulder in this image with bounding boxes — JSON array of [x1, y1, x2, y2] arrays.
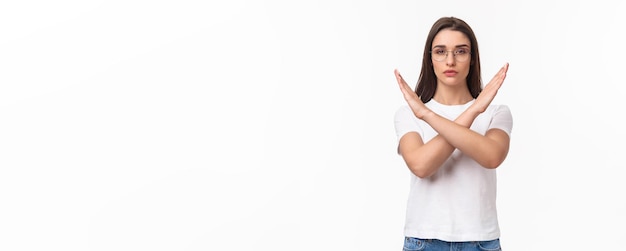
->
[[394, 105, 421, 129], [484, 104, 514, 134], [394, 105, 414, 119], [486, 104, 512, 115]]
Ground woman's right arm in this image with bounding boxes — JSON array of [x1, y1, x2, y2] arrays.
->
[[394, 69, 484, 178], [398, 108, 480, 178]]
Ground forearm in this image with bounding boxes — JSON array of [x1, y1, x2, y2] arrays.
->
[[401, 134, 454, 178], [400, 108, 481, 178], [421, 109, 508, 168]]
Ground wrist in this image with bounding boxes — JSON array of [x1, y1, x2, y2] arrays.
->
[[468, 103, 486, 115], [416, 108, 435, 120]]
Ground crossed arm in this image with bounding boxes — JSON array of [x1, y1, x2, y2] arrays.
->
[[394, 64, 510, 178]]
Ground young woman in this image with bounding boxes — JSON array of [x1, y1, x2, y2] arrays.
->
[[394, 17, 512, 251]]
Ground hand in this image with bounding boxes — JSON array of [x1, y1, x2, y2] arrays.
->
[[472, 63, 509, 113], [395, 69, 430, 119]]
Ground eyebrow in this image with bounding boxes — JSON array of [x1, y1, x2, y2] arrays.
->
[[432, 44, 470, 49]]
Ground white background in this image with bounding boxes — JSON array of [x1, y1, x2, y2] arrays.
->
[[1, 0, 624, 250]]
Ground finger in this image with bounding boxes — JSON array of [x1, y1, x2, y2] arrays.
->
[[395, 70, 419, 101], [495, 63, 508, 78], [395, 70, 411, 91], [495, 63, 509, 85], [487, 64, 509, 92], [498, 63, 509, 80], [489, 63, 509, 86], [398, 78, 412, 96], [394, 69, 409, 86]]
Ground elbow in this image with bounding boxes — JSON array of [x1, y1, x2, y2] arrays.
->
[[481, 154, 507, 169], [412, 169, 431, 179], [407, 162, 434, 178], [481, 160, 501, 169], [480, 139, 510, 169]]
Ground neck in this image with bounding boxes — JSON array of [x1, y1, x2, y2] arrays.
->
[[432, 84, 473, 105]]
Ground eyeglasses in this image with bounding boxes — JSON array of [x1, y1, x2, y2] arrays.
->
[[431, 48, 471, 62]]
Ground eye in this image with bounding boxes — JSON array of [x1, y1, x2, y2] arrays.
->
[[433, 49, 446, 55], [455, 48, 469, 55]]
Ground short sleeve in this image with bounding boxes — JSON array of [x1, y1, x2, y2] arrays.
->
[[488, 105, 513, 136], [394, 106, 423, 153]]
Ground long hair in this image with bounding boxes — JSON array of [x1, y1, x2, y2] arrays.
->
[[415, 17, 482, 103]]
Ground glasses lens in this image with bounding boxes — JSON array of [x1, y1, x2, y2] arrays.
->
[[454, 49, 470, 62], [432, 50, 446, 62]]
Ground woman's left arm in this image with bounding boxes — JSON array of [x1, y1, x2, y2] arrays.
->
[[422, 63, 511, 168], [420, 110, 510, 169]]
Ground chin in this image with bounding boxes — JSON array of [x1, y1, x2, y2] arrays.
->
[[440, 78, 465, 86]]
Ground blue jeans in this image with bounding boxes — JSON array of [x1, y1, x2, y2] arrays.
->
[[403, 237, 501, 251]]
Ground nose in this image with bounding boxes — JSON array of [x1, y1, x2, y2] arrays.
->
[[445, 52, 456, 66]]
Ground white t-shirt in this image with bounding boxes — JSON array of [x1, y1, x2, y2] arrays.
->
[[394, 99, 513, 241]]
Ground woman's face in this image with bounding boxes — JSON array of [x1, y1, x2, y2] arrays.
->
[[431, 29, 471, 88]]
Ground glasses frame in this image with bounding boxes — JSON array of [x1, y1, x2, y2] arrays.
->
[[430, 49, 471, 62]]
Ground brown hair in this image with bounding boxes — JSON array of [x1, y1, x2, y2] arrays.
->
[[415, 17, 482, 103]]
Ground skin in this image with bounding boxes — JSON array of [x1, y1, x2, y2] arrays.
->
[[394, 29, 510, 178]]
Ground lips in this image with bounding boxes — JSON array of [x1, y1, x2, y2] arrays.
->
[[444, 70, 457, 77]]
